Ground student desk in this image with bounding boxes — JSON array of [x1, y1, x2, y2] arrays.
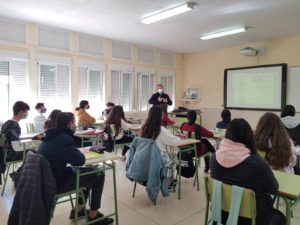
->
[[169, 138, 200, 200], [75, 129, 104, 147], [170, 111, 202, 125], [92, 120, 105, 129], [129, 125, 141, 135], [74, 148, 120, 225], [19, 132, 41, 140], [273, 170, 300, 225]]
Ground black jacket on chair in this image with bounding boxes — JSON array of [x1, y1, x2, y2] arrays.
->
[[8, 151, 57, 225]]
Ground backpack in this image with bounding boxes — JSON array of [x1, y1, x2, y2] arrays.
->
[[0, 134, 6, 174], [176, 151, 196, 178], [102, 124, 114, 152]]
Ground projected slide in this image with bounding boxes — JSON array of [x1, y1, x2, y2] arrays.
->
[[225, 64, 287, 110]]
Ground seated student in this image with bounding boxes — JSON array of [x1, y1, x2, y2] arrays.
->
[[38, 112, 113, 225], [145, 106, 181, 186], [102, 102, 115, 120], [280, 104, 300, 145], [33, 103, 47, 133], [210, 118, 285, 225], [0, 101, 30, 161], [75, 100, 96, 128], [160, 103, 174, 127], [255, 112, 296, 174], [216, 109, 231, 129], [105, 105, 135, 160], [126, 106, 170, 202], [180, 110, 215, 173], [44, 109, 62, 130]]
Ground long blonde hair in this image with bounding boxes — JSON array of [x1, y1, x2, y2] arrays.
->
[[254, 112, 292, 169]]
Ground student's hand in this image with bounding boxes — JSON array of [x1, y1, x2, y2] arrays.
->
[[32, 134, 44, 140], [158, 97, 163, 102], [163, 98, 168, 103]]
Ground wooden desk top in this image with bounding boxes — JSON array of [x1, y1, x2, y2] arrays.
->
[[79, 147, 120, 165], [176, 138, 200, 147], [20, 133, 41, 140], [170, 111, 201, 116], [273, 170, 300, 199], [93, 120, 105, 125]]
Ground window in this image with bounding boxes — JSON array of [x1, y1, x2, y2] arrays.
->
[[112, 41, 132, 60], [138, 47, 155, 64], [0, 59, 27, 120], [160, 73, 175, 110], [38, 62, 71, 111], [78, 33, 105, 56], [110, 69, 133, 112], [160, 51, 176, 66], [0, 18, 26, 44], [78, 62, 104, 116], [38, 26, 70, 51], [137, 72, 156, 111]]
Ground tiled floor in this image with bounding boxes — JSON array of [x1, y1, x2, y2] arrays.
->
[[1, 159, 300, 225]]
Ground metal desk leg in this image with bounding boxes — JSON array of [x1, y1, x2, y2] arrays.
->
[[178, 149, 181, 200], [283, 197, 291, 225], [112, 161, 119, 225], [75, 169, 80, 225], [194, 144, 199, 191]]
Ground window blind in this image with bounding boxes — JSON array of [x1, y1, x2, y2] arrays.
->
[[110, 70, 132, 111], [160, 73, 175, 110], [0, 59, 27, 119], [38, 62, 71, 111], [78, 62, 104, 115], [137, 72, 155, 111]]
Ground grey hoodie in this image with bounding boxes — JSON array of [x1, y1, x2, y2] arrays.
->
[[281, 116, 300, 129]]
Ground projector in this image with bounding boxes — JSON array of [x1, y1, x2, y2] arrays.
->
[[240, 47, 258, 56]]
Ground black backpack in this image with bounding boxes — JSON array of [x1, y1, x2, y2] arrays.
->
[[103, 124, 115, 152], [176, 151, 196, 178]]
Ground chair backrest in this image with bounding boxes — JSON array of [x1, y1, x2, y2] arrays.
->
[[0, 133, 6, 146], [26, 123, 35, 134], [174, 117, 187, 127], [109, 124, 117, 138], [204, 176, 256, 220], [257, 150, 266, 159]]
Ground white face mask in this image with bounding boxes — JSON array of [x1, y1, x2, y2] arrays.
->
[[23, 112, 28, 119], [158, 89, 163, 94]]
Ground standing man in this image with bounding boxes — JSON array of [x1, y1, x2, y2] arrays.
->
[[148, 84, 173, 106], [34, 103, 47, 133]]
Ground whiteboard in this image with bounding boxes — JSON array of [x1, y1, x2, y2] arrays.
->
[[288, 66, 300, 112]]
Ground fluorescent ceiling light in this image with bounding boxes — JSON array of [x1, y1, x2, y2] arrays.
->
[[201, 27, 247, 40], [141, 2, 194, 24]]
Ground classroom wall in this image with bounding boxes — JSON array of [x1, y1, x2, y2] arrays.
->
[[182, 35, 300, 129], [0, 21, 184, 120]]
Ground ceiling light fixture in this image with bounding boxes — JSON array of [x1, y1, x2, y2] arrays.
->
[[141, 2, 195, 24], [200, 27, 247, 40]]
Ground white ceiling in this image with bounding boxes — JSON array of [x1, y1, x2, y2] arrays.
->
[[1, 0, 300, 53]]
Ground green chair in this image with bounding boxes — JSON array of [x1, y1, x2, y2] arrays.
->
[[50, 189, 88, 224], [172, 117, 187, 134], [257, 150, 266, 159], [204, 176, 257, 225], [26, 123, 35, 134], [1, 137, 27, 196], [109, 124, 132, 155]]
